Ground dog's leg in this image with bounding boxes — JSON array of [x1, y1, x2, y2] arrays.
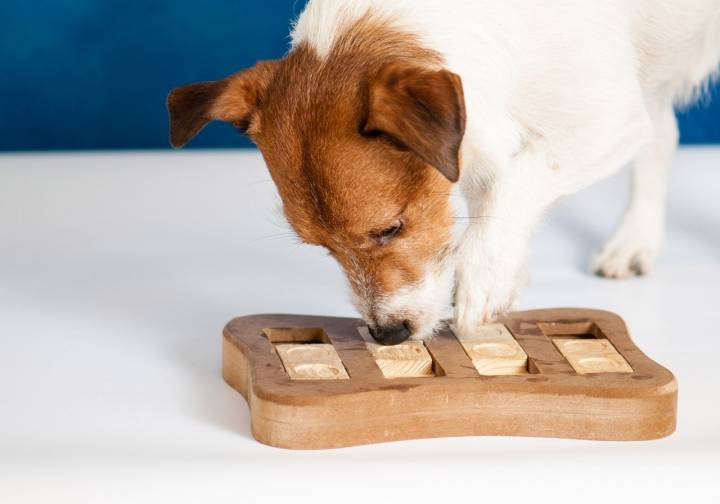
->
[[453, 214, 528, 334], [592, 103, 678, 278], [453, 148, 556, 336]]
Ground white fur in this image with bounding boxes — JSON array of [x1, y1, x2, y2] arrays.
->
[[346, 249, 455, 341], [292, 0, 720, 339], [375, 257, 455, 341]]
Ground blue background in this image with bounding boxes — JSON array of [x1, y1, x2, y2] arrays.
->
[[0, 0, 717, 151]]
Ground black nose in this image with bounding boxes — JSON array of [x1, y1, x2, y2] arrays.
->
[[369, 321, 412, 345]]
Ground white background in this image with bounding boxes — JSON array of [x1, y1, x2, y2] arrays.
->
[[1, 148, 718, 503]]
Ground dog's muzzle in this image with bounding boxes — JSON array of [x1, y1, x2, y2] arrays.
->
[[368, 322, 412, 345]]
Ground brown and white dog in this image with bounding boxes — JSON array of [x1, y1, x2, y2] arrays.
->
[[168, 0, 720, 345]]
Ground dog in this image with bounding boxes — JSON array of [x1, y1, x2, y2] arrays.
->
[[167, 0, 720, 345]]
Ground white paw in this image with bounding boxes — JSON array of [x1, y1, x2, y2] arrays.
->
[[452, 266, 524, 339], [591, 225, 662, 279]]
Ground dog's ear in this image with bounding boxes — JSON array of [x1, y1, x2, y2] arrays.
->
[[362, 63, 466, 182], [167, 60, 278, 148]]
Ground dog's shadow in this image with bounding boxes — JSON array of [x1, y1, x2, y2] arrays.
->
[[548, 210, 607, 272], [668, 205, 720, 254], [547, 195, 720, 274]]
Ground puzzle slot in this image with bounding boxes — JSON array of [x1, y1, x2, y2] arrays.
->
[[357, 327, 435, 378], [264, 328, 348, 380], [263, 326, 330, 344], [552, 337, 632, 374], [537, 321, 603, 339], [454, 323, 529, 375], [274, 343, 349, 380]]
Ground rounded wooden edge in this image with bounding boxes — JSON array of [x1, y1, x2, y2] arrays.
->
[[244, 382, 678, 449]]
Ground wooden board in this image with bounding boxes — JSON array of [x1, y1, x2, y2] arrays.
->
[[222, 308, 677, 449]]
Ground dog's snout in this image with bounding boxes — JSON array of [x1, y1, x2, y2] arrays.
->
[[368, 321, 412, 345]]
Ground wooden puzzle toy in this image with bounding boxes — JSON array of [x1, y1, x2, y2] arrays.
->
[[222, 308, 677, 449]]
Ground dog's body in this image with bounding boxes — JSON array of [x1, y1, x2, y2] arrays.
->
[[169, 0, 720, 343]]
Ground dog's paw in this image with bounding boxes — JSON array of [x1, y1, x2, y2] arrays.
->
[[452, 269, 522, 339], [591, 226, 662, 279]]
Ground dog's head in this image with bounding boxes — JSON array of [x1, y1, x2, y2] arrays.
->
[[167, 45, 466, 344]]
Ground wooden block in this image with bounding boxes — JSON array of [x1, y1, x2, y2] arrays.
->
[[357, 327, 434, 378], [553, 338, 632, 374], [455, 323, 528, 375], [365, 341, 434, 378], [275, 343, 349, 380], [454, 323, 515, 342]]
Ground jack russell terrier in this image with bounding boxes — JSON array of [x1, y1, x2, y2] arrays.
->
[[168, 0, 720, 345]]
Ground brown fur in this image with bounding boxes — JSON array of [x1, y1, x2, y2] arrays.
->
[[167, 61, 278, 147], [167, 18, 467, 325], [364, 63, 466, 182]]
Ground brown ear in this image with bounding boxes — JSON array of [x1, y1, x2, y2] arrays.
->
[[362, 64, 466, 182], [166, 60, 278, 148]]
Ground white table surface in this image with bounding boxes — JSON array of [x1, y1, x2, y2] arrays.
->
[[1, 148, 719, 503]]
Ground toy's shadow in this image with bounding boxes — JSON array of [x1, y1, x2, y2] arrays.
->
[[171, 320, 254, 440]]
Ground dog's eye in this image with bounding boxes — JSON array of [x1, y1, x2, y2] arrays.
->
[[372, 220, 403, 244]]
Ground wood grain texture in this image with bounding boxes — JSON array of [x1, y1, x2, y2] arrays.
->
[[222, 309, 677, 449], [366, 341, 434, 378], [455, 323, 528, 375], [553, 338, 632, 374], [275, 344, 349, 380], [358, 327, 433, 378]]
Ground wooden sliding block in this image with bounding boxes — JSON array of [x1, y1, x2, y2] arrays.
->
[[275, 343, 349, 380], [365, 341, 434, 378], [455, 323, 528, 375], [356, 327, 433, 378], [366, 341, 434, 378], [553, 338, 632, 374]]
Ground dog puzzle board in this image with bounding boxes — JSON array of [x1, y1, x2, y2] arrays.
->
[[222, 308, 677, 449]]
